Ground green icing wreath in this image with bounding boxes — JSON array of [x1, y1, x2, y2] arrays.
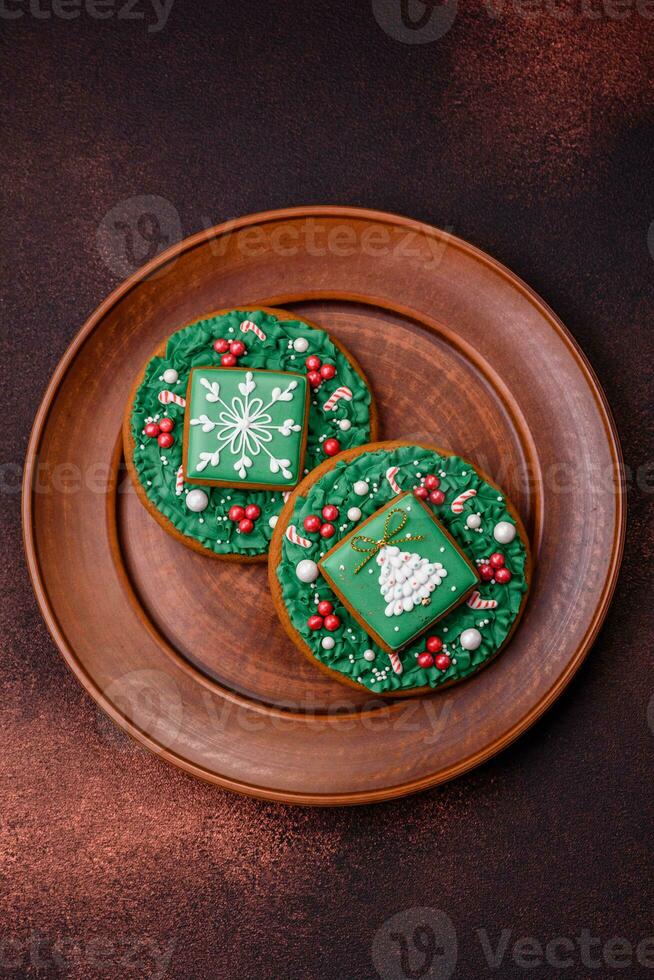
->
[[276, 445, 530, 693], [127, 309, 374, 557]]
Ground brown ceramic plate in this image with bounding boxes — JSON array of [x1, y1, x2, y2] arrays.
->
[[22, 207, 625, 805]]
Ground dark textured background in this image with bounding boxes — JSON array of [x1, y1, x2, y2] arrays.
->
[[2, 2, 653, 978]]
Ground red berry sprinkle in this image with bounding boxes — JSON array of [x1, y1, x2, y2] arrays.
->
[[414, 486, 429, 500], [308, 614, 324, 631], [307, 370, 322, 388], [229, 340, 246, 357], [305, 355, 321, 371], [426, 636, 443, 654], [323, 614, 341, 631], [489, 552, 505, 569], [157, 432, 174, 448], [244, 504, 261, 521], [479, 563, 494, 582], [317, 600, 334, 616], [221, 353, 238, 367], [323, 438, 341, 457], [144, 422, 160, 438], [228, 505, 246, 523], [238, 518, 254, 534], [429, 490, 446, 505], [423, 474, 440, 491], [319, 363, 336, 380], [322, 504, 339, 521], [304, 514, 322, 533], [417, 652, 434, 668], [434, 653, 452, 671], [320, 523, 336, 539], [494, 567, 512, 584], [158, 417, 175, 433], [213, 338, 230, 353]]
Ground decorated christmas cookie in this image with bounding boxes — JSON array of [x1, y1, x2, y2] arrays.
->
[[123, 308, 377, 560], [269, 441, 531, 695]]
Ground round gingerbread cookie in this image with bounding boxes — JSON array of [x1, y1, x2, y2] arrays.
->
[[123, 307, 377, 560], [269, 441, 531, 695]]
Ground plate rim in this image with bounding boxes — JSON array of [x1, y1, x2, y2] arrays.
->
[[21, 205, 626, 805]]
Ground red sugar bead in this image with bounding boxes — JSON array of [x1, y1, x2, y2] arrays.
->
[[435, 653, 452, 671], [323, 614, 341, 631], [304, 514, 322, 533], [229, 340, 246, 357], [213, 338, 229, 353], [489, 552, 505, 569], [238, 518, 254, 534], [228, 505, 245, 522], [305, 355, 322, 371], [423, 474, 440, 491], [317, 600, 334, 616], [320, 523, 335, 539], [429, 489, 446, 505], [307, 371, 322, 388], [426, 636, 443, 654], [308, 614, 324, 631], [244, 504, 261, 520], [322, 504, 339, 521], [158, 417, 175, 433], [414, 486, 429, 500], [221, 353, 238, 367], [157, 432, 174, 448], [417, 652, 434, 668], [320, 363, 336, 380], [323, 438, 341, 457], [144, 422, 160, 438], [495, 567, 512, 584], [479, 563, 494, 582]]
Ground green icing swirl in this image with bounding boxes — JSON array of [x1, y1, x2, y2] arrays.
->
[[129, 310, 373, 557], [277, 446, 529, 693]]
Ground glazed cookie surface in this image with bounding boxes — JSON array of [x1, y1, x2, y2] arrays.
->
[[123, 308, 377, 559], [270, 442, 531, 695]]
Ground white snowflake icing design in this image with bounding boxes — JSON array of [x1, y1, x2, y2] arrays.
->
[[190, 372, 302, 480]]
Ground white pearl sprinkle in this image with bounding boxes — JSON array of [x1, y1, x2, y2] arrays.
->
[[296, 559, 319, 583]]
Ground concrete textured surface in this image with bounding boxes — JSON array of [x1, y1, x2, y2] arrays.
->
[[2, 2, 653, 978]]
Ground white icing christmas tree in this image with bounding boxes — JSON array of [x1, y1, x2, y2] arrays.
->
[[376, 545, 448, 618]]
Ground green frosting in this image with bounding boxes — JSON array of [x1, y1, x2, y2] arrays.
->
[[129, 310, 373, 557], [277, 446, 529, 693], [321, 493, 479, 650], [185, 367, 308, 487]]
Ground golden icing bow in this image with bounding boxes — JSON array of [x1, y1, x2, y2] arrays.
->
[[350, 508, 425, 574]]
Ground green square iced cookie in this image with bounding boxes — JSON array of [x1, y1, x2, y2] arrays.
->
[[319, 492, 479, 651], [184, 367, 309, 489]]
